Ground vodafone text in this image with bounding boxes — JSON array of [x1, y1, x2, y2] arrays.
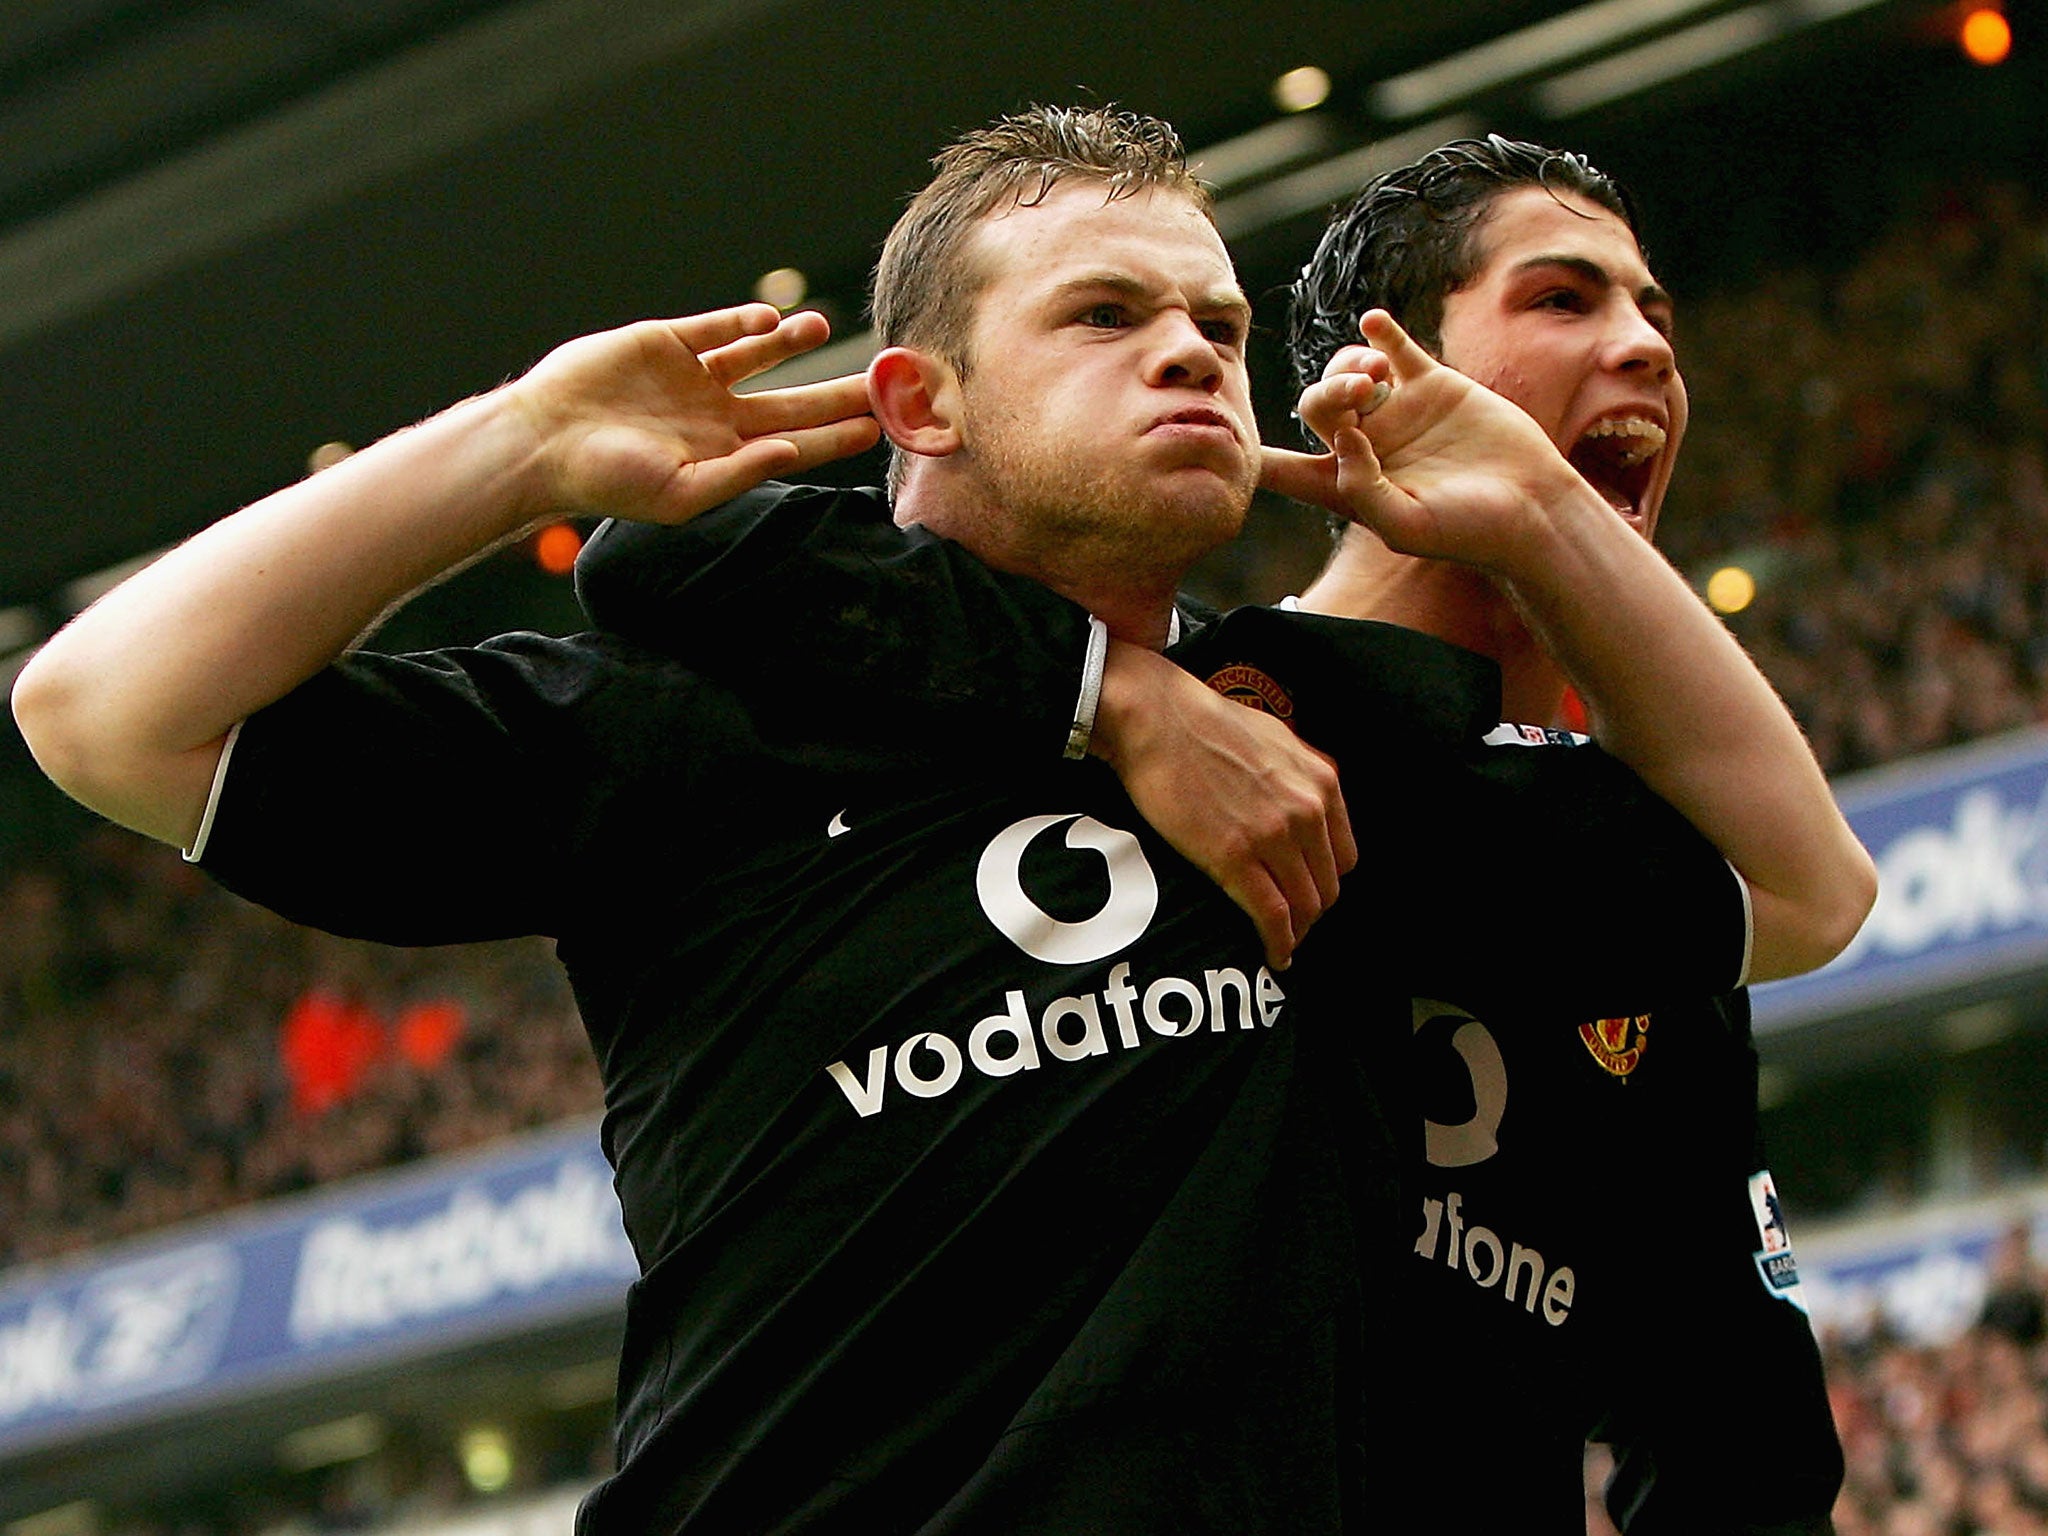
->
[[826, 960, 1286, 1118], [1412, 998, 1577, 1326], [824, 811, 1284, 1118], [1415, 1189, 1576, 1325]]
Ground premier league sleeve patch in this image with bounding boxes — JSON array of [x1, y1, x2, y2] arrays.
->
[[1748, 1169, 1809, 1314], [1481, 722, 1591, 747]]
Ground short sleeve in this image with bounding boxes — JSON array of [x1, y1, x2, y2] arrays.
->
[[197, 631, 706, 946], [1177, 606, 1748, 1014], [1364, 737, 1749, 1012]]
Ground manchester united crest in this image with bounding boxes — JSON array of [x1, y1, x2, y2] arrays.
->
[[1204, 663, 1294, 720], [1578, 1014, 1649, 1077]]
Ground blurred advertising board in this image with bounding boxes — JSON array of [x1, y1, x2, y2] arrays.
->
[[0, 1121, 632, 1454], [1798, 1184, 2048, 1345], [1756, 726, 2048, 1032]]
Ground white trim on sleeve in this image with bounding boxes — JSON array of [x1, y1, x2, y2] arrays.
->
[[1063, 616, 1111, 760], [182, 720, 243, 864], [1731, 861, 1755, 989]]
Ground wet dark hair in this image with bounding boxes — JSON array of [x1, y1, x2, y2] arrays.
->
[[1284, 134, 1641, 397]]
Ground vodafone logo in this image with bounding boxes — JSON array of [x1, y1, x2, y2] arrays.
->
[[975, 813, 1159, 964], [823, 810, 1285, 1119], [1411, 1000, 1578, 1326], [1413, 999, 1507, 1169]]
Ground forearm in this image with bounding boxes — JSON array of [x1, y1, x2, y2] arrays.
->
[[1496, 476, 1874, 979], [12, 389, 549, 847], [15, 304, 877, 850]]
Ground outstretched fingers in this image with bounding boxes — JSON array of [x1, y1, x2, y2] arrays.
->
[[1357, 308, 1439, 382], [736, 371, 875, 437], [644, 412, 881, 521], [1258, 426, 1392, 528], [735, 372, 880, 471], [766, 415, 884, 473], [1259, 445, 1339, 510], [697, 308, 837, 389], [661, 303, 788, 361]]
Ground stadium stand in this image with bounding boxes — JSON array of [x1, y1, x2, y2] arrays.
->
[[1677, 181, 2048, 781], [0, 826, 601, 1275]]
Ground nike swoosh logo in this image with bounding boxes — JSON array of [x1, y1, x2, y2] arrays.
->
[[827, 810, 851, 838]]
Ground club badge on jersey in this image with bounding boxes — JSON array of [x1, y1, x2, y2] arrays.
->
[[1203, 664, 1294, 720], [1577, 1014, 1649, 1077], [1482, 722, 1591, 747]]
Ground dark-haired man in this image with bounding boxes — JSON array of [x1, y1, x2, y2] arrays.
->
[[1287, 136, 1845, 1532], [13, 107, 1866, 1532]]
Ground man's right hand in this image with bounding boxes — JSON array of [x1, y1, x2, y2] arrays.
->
[[505, 304, 878, 524], [1090, 642, 1355, 969]]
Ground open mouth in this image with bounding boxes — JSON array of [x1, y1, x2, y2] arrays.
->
[[1566, 415, 1666, 518]]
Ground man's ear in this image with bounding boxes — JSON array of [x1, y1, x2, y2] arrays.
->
[[868, 346, 963, 461]]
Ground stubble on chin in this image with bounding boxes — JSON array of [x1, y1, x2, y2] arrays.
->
[[967, 411, 1254, 579]]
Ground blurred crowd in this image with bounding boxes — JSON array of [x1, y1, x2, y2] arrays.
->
[[1817, 1225, 2048, 1536], [1656, 179, 2048, 779], [0, 824, 599, 1274]]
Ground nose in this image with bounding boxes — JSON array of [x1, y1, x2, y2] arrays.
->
[[1608, 303, 1675, 381], [1147, 310, 1225, 393]]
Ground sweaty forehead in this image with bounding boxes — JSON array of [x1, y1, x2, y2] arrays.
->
[[1469, 186, 1655, 287], [969, 182, 1240, 309]]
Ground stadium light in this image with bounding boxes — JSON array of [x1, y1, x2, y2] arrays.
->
[[1535, 4, 1781, 116], [534, 521, 584, 576], [1272, 65, 1334, 113], [1188, 112, 1343, 191], [1961, 7, 2012, 64], [1706, 564, 1758, 614], [754, 266, 808, 309], [277, 1412, 387, 1470], [307, 440, 356, 474], [1535, 0, 1899, 116], [459, 1426, 515, 1493], [1211, 115, 1483, 241]]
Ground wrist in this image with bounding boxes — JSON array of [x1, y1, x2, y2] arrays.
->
[[1087, 637, 1172, 768], [468, 384, 577, 531], [1485, 462, 1625, 581]]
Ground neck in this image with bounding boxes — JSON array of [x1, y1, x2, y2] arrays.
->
[[895, 476, 1183, 650], [1300, 527, 1570, 725]]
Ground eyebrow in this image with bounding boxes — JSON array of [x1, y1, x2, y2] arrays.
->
[[1049, 272, 1254, 327], [1513, 253, 1673, 314]]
